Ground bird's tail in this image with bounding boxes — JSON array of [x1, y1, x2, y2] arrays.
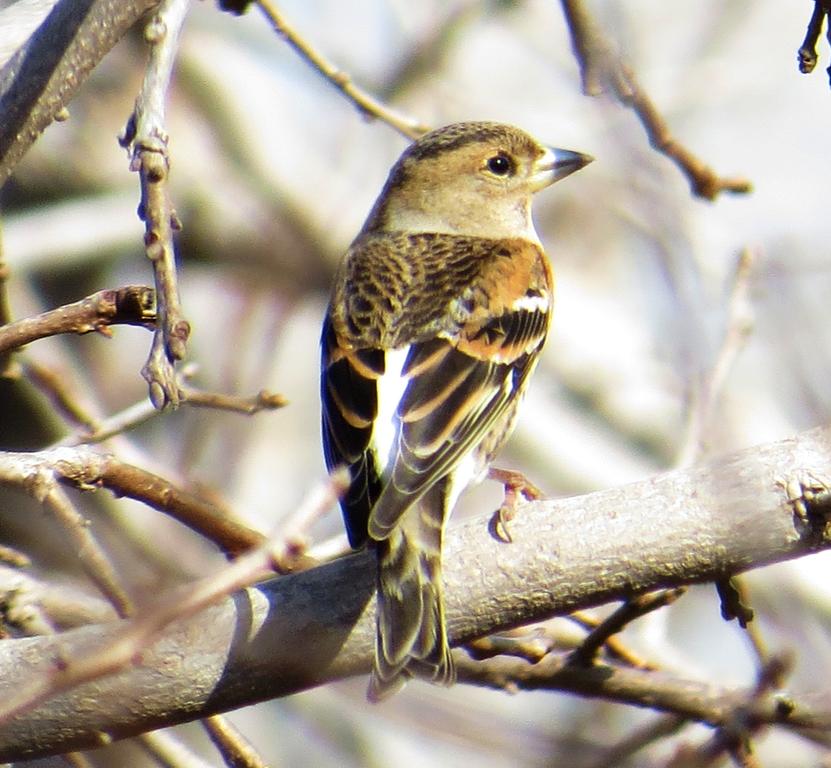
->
[[368, 498, 455, 702]]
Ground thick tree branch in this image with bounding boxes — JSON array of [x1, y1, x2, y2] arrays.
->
[[1, 425, 831, 759], [0, 0, 160, 186]]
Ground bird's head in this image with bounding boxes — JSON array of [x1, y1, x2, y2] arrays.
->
[[363, 121, 592, 242]]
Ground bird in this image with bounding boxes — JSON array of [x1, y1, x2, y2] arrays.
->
[[320, 121, 592, 701]]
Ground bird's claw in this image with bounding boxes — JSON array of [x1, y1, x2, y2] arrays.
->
[[487, 467, 544, 543]]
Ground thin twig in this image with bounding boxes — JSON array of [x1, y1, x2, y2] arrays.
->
[[742, 618, 770, 671], [267, 463, 343, 571], [677, 249, 756, 466], [454, 652, 809, 733], [57, 396, 159, 446], [560, 0, 752, 200], [256, 0, 429, 140], [24, 359, 106, 434], [0, 457, 134, 618], [468, 619, 658, 669], [675, 655, 795, 768], [570, 589, 686, 666], [138, 730, 216, 768], [120, 0, 192, 409], [466, 626, 556, 664], [180, 386, 288, 415], [304, 531, 351, 563], [0, 544, 30, 568], [377, 2, 482, 101], [589, 714, 686, 768], [753, 652, 793, 697], [0, 218, 14, 377], [61, 753, 95, 768], [55, 382, 287, 447], [568, 610, 654, 668], [203, 715, 268, 768]]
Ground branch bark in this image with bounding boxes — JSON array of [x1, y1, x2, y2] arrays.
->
[[0, 0, 161, 186], [0, 447, 267, 558], [0, 286, 156, 356], [1, 425, 831, 760], [121, 0, 192, 409]]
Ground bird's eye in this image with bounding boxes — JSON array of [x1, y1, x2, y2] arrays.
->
[[486, 153, 514, 176]]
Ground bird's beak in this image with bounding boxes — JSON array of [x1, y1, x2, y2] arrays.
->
[[530, 146, 594, 191]]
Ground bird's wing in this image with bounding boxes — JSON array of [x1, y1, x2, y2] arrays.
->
[[367, 295, 549, 540], [321, 313, 385, 548], [321, 234, 551, 546]]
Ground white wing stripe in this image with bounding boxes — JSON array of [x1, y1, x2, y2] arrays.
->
[[371, 346, 410, 475]]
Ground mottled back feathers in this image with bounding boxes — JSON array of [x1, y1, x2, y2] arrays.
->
[[322, 232, 552, 546]]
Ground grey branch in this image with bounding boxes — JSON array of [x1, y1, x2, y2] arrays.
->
[[2, 426, 831, 760], [0, 0, 161, 186]]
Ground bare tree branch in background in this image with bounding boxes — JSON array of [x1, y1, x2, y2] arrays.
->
[[0, 473, 347, 752], [256, 0, 430, 140], [0, 425, 830, 760], [202, 715, 268, 768], [0, 447, 269, 557], [137, 729, 217, 768], [560, 0, 752, 200]]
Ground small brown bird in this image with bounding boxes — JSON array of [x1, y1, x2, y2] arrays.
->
[[321, 121, 591, 700]]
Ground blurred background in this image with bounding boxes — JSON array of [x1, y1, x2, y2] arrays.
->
[[2, 0, 831, 765]]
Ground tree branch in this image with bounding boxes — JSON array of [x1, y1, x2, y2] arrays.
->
[[0, 0, 161, 186], [453, 653, 804, 733], [0, 286, 156, 356], [255, 0, 429, 140], [797, 0, 831, 76], [560, 0, 752, 200], [0, 447, 266, 558], [120, 0, 192, 409], [1, 425, 830, 759]]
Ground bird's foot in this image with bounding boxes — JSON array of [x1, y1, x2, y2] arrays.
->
[[487, 467, 545, 543]]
